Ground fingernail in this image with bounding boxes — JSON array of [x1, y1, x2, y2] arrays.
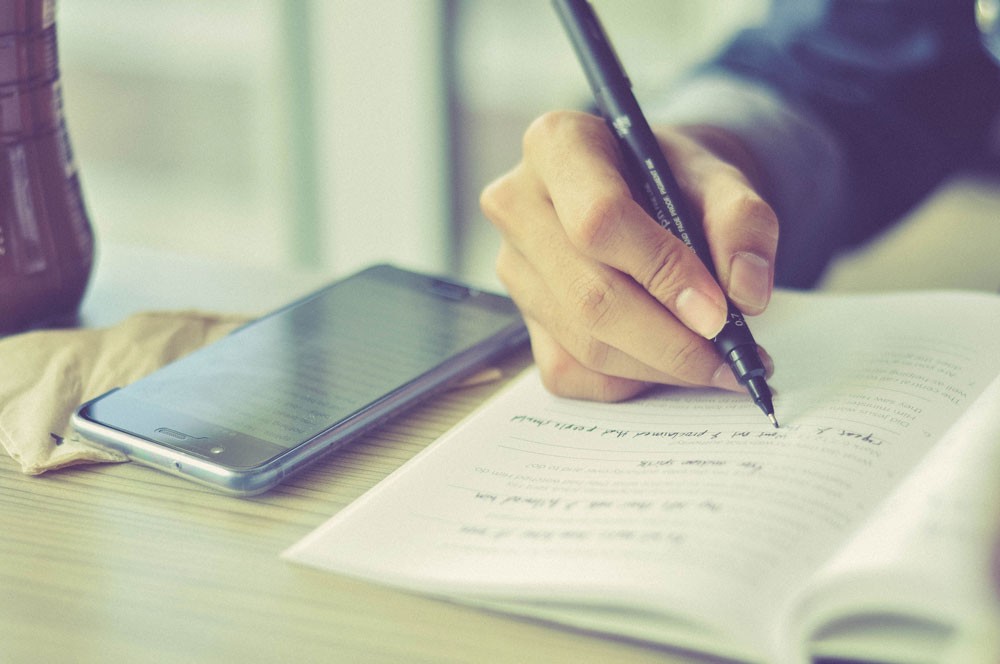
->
[[711, 362, 742, 392], [675, 287, 726, 338], [729, 252, 771, 313]]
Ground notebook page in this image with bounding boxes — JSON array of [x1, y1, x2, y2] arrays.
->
[[781, 374, 1000, 664], [285, 291, 1000, 658]]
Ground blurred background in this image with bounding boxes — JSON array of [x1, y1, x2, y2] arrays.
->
[[56, 0, 767, 290]]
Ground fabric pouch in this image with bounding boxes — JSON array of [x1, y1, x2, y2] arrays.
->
[[0, 311, 248, 474]]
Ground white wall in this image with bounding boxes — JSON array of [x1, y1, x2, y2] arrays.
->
[[56, 0, 766, 284], [58, 0, 453, 278], [309, 0, 451, 277], [58, 0, 297, 268]]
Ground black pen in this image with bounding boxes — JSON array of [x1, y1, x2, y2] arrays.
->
[[552, 0, 778, 427]]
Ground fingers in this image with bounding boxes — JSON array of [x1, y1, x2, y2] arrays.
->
[[523, 318, 652, 402], [517, 111, 729, 339], [490, 209, 726, 391], [656, 125, 780, 315], [481, 110, 778, 401]]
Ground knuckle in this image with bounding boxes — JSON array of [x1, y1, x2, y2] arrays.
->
[[711, 159, 746, 184], [536, 352, 579, 398], [568, 272, 618, 333], [537, 355, 621, 403], [568, 193, 629, 255], [590, 377, 639, 403], [523, 110, 587, 152], [523, 110, 609, 166], [639, 241, 689, 301], [574, 336, 610, 371], [729, 191, 780, 242], [479, 175, 514, 230], [659, 337, 714, 384], [493, 245, 516, 290]]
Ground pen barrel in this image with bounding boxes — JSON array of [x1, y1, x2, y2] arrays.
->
[[714, 304, 765, 382], [601, 86, 767, 384], [556, 0, 774, 421], [594, 83, 717, 273], [554, 0, 716, 272], [553, 0, 630, 95]]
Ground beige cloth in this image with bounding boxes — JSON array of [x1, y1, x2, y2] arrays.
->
[[0, 310, 507, 476], [0, 311, 248, 475]]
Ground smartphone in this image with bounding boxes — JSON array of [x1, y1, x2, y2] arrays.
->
[[73, 264, 528, 496]]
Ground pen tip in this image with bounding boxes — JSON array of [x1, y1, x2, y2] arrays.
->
[[768, 413, 779, 429]]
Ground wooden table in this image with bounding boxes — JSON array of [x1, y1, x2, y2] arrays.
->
[[1, 243, 718, 664]]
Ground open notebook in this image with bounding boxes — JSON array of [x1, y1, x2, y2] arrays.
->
[[284, 290, 1000, 664]]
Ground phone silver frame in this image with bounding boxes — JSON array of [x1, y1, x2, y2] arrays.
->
[[72, 267, 528, 497]]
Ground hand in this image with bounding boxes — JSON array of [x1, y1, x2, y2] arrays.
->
[[480, 110, 778, 401]]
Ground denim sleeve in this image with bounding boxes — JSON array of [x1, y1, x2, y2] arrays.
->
[[648, 0, 1000, 288], [645, 74, 850, 288]]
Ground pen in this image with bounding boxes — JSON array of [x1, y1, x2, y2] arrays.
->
[[552, 0, 778, 427]]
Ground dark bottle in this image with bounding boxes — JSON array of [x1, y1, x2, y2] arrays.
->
[[0, 0, 94, 333]]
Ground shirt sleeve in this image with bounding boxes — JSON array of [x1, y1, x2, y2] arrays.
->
[[644, 73, 850, 288], [646, 0, 1000, 288]]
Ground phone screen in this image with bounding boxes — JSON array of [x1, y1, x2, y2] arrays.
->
[[74, 265, 527, 492]]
